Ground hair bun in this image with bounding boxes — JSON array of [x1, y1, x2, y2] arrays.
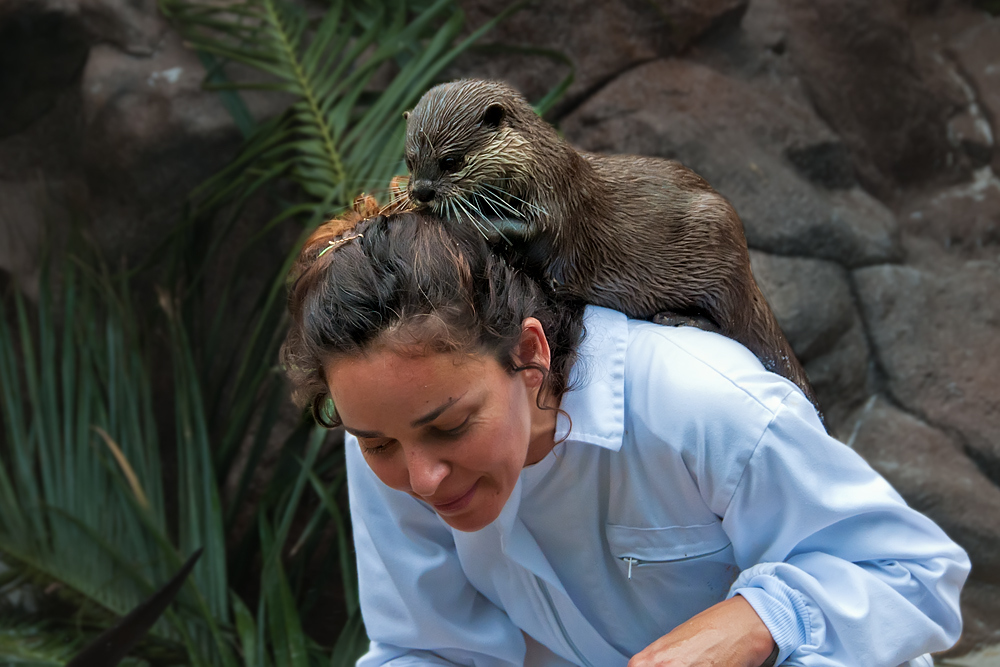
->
[[353, 193, 380, 218]]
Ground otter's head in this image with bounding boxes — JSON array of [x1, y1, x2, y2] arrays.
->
[[403, 79, 545, 228]]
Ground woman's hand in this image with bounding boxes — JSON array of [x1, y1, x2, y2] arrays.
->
[[628, 595, 776, 667]]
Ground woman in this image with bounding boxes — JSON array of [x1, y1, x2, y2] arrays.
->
[[282, 210, 969, 667]]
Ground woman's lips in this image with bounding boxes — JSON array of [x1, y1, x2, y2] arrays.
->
[[431, 481, 479, 515]]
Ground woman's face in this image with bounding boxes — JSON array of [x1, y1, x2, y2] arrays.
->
[[324, 319, 555, 532]]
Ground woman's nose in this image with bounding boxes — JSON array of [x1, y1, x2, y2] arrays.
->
[[405, 445, 449, 497]]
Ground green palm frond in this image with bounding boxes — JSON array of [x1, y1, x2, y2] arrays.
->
[[0, 260, 237, 665], [0, 256, 366, 664], [974, 0, 1000, 15], [159, 0, 515, 224], [153, 0, 526, 561], [0, 2, 541, 663], [154, 0, 526, 468], [152, 0, 468, 486], [0, 619, 82, 666], [0, 265, 168, 620]]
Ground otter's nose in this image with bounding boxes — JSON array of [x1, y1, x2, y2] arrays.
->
[[412, 185, 436, 203]]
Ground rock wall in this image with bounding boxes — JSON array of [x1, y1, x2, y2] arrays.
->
[[0, 0, 285, 295], [1, 0, 998, 658], [449, 0, 1000, 655]]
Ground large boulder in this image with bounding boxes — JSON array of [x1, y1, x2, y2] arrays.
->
[[944, 581, 1000, 660], [80, 28, 290, 261], [749, 251, 868, 432], [0, 178, 82, 298], [940, 11, 1000, 174], [80, 33, 245, 260], [0, 0, 166, 56], [0, 6, 90, 289], [453, 0, 748, 115], [560, 58, 901, 266], [0, 8, 90, 140], [847, 397, 1000, 655], [83, 34, 239, 171], [898, 167, 1000, 256], [749, 251, 855, 363], [740, 0, 788, 53], [0, 0, 288, 279], [779, 0, 965, 196], [803, 317, 871, 436], [646, 0, 750, 52], [854, 258, 1000, 473], [910, 6, 999, 172], [849, 397, 1000, 581]]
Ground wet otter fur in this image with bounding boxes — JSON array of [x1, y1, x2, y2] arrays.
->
[[401, 79, 819, 411]]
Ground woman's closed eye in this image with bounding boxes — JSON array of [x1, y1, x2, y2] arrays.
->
[[430, 416, 471, 438], [360, 438, 396, 456]]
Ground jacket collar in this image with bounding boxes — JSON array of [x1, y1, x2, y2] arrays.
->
[[553, 306, 627, 452]]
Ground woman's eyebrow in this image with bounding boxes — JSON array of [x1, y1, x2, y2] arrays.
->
[[411, 393, 466, 427]]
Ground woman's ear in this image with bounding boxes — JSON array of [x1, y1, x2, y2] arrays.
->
[[514, 317, 551, 388]]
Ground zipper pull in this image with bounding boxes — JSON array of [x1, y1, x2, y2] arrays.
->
[[622, 557, 639, 580]]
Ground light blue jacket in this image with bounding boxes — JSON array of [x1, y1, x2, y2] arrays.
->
[[347, 306, 969, 666]]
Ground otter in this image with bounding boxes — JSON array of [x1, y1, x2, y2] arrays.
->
[[399, 79, 819, 412]]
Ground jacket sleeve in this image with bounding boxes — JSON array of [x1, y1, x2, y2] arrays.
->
[[720, 390, 970, 666], [345, 436, 527, 667]]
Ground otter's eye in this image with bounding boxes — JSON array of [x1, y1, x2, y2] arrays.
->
[[438, 155, 463, 173]]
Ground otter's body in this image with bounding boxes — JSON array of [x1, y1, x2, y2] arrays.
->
[[403, 79, 818, 409]]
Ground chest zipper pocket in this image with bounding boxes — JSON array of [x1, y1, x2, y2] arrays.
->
[[619, 541, 731, 580], [607, 522, 732, 581]]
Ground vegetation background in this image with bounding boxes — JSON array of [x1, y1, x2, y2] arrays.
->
[[2, 0, 1000, 664], [0, 0, 553, 663]]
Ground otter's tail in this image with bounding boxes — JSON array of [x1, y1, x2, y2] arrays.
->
[[736, 285, 822, 420]]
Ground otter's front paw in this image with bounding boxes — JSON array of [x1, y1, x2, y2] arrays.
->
[[652, 312, 721, 333], [484, 218, 532, 245]]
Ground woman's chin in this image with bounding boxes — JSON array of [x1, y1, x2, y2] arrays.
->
[[441, 515, 487, 532], [438, 503, 501, 532], [437, 491, 507, 532]]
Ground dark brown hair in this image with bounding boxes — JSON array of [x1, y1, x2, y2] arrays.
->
[[281, 209, 585, 427]]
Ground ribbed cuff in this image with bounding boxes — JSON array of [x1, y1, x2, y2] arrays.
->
[[730, 568, 812, 665]]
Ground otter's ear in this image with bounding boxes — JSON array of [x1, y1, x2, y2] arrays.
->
[[402, 110, 410, 120], [481, 103, 504, 129]]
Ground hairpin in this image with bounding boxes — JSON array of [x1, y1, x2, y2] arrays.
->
[[317, 232, 364, 258]]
